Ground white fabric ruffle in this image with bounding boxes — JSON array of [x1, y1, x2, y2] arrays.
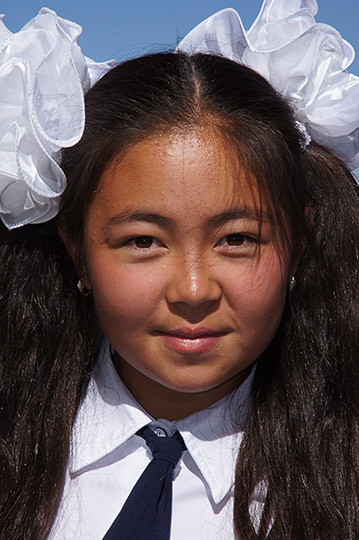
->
[[178, 0, 359, 170], [0, 8, 116, 229]]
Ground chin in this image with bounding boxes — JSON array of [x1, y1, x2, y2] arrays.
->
[[155, 373, 235, 395]]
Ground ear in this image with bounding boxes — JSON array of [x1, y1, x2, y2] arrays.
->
[[58, 226, 91, 288]]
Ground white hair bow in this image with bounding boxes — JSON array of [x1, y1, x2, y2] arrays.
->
[[178, 0, 359, 171], [0, 8, 116, 229]]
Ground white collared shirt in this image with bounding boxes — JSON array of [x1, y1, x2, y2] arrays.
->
[[49, 340, 254, 540]]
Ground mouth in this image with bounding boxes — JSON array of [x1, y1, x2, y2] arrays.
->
[[154, 327, 229, 354]]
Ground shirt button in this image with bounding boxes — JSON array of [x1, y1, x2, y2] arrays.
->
[[153, 427, 167, 437]]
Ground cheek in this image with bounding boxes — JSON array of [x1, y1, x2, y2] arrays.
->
[[226, 255, 288, 331], [88, 258, 164, 326]]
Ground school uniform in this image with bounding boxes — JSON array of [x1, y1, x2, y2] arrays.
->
[[49, 340, 259, 540]]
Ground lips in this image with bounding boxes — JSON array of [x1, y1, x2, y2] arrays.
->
[[155, 327, 229, 354]]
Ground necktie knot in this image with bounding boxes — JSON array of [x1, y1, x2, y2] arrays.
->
[[102, 422, 185, 540], [138, 425, 185, 467]]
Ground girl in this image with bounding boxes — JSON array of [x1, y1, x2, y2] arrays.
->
[[0, 2, 358, 539]]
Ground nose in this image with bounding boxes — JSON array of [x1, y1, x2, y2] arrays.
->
[[166, 255, 222, 309]]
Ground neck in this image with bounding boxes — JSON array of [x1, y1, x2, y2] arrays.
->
[[112, 353, 251, 420]]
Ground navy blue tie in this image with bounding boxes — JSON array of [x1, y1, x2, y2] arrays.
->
[[102, 424, 185, 540]]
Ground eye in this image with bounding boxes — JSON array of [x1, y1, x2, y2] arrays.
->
[[225, 233, 246, 246], [214, 232, 258, 256], [127, 236, 154, 248], [218, 233, 254, 246]]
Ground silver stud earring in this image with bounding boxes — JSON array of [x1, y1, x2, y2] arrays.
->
[[289, 275, 296, 292], [77, 278, 91, 296]]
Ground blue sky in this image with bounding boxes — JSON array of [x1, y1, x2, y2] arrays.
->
[[2, 0, 359, 75]]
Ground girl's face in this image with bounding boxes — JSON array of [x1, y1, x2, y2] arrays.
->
[[81, 129, 294, 418]]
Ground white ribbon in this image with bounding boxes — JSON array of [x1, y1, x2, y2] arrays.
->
[[178, 0, 359, 170], [0, 8, 116, 229]]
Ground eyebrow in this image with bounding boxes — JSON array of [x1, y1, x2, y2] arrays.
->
[[104, 212, 174, 230], [104, 208, 271, 231], [206, 209, 271, 228]]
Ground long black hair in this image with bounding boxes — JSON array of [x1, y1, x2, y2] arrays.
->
[[0, 52, 358, 539]]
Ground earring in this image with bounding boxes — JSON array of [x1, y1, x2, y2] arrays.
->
[[77, 278, 91, 296], [289, 275, 296, 292]]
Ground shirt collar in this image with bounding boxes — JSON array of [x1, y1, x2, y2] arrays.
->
[[70, 339, 253, 505], [175, 376, 252, 504]]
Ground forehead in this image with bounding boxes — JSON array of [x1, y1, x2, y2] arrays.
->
[[93, 128, 262, 217]]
